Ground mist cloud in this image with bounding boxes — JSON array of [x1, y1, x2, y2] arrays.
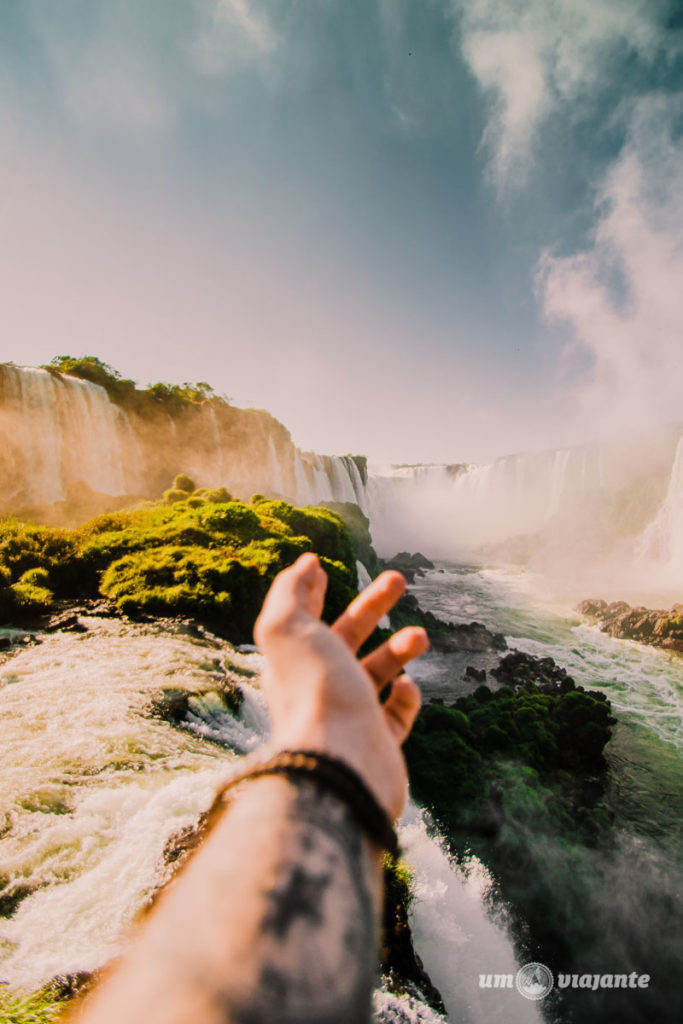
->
[[538, 95, 683, 434], [453, 0, 670, 191]]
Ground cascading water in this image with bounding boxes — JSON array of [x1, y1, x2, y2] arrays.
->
[[637, 433, 683, 578], [366, 428, 683, 579], [293, 449, 315, 504], [0, 365, 142, 505], [0, 363, 374, 514], [267, 436, 286, 495]]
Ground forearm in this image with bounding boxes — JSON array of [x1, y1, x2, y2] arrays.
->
[[73, 775, 384, 1024]]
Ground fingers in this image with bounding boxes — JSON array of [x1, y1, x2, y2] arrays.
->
[[383, 675, 421, 743], [254, 553, 327, 646], [332, 571, 406, 652], [362, 626, 429, 690]]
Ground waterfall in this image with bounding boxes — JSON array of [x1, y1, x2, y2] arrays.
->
[[0, 365, 143, 505], [267, 436, 285, 495], [401, 804, 542, 1024], [329, 456, 358, 504], [344, 456, 369, 514], [366, 431, 682, 560], [0, 363, 376, 515], [637, 434, 683, 573], [308, 454, 335, 502], [205, 404, 227, 487], [293, 449, 314, 504]]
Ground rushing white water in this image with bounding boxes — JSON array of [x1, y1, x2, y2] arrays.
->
[[0, 619, 262, 988], [401, 804, 542, 1024], [0, 611, 532, 1023]]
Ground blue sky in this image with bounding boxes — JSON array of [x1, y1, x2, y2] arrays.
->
[[1, 0, 682, 462]]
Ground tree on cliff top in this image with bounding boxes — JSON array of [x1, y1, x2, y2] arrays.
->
[[45, 356, 136, 403]]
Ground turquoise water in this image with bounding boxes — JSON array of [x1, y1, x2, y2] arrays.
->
[[408, 563, 683, 1023]]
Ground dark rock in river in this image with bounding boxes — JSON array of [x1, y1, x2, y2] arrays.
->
[[44, 611, 88, 633], [389, 593, 507, 654], [492, 650, 575, 692], [381, 551, 435, 583]]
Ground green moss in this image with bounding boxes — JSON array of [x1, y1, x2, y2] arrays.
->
[[0, 493, 359, 638], [0, 985, 68, 1023], [201, 503, 264, 541], [406, 680, 613, 838], [163, 488, 191, 504], [253, 501, 357, 582], [406, 673, 616, 969], [321, 501, 381, 576]]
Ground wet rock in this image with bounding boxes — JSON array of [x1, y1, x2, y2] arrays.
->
[[390, 593, 507, 654], [162, 814, 209, 872], [45, 972, 94, 999], [465, 665, 486, 683], [0, 879, 42, 918], [44, 611, 87, 633], [382, 551, 436, 582], [492, 650, 575, 692], [577, 598, 683, 652], [149, 679, 243, 725], [150, 687, 190, 724], [381, 864, 446, 1017]]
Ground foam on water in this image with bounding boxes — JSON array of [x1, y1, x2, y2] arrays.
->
[[0, 619, 263, 989], [400, 804, 542, 1024]]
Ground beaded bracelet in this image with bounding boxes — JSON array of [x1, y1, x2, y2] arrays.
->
[[211, 749, 400, 859]]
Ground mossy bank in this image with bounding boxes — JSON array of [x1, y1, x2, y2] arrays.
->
[[0, 480, 357, 644]]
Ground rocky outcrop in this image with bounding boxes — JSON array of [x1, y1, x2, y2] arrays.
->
[[577, 599, 683, 652], [381, 552, 435, 583], [492, 650, 576, 691], [389, 593, 507, 655]]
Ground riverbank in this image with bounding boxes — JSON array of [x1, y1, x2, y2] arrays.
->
[[577, 598, 683, 653]]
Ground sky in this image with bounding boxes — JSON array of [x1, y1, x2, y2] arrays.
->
[[1, 0, 682, 463]]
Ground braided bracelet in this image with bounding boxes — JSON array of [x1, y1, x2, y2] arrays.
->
[[211, 750, 400, 859]]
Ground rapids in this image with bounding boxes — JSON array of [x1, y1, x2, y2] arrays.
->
[[0, 608, 536, 1024]]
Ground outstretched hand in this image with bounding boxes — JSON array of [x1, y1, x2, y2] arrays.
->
[[254, 553, 429, 820]]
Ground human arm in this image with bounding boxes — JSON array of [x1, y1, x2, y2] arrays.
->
[[72, 554, 428, 1024]]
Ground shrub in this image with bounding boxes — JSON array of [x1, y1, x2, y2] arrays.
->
[[0, 495, 359, 640], [163, 489, 191, 504], [173, 474, 196, 493]]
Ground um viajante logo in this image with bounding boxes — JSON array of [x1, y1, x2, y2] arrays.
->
[[479, 962, 651, 999], [516, 962, 554, 1000]]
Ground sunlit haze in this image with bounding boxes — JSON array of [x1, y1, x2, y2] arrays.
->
[[2, 0, 682, 462]]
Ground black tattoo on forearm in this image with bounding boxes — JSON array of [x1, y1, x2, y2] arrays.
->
[[229, 777, 379, 1024]]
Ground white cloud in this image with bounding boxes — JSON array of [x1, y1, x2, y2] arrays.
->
[[453, 0, 669, 191], [192, 0, 277, 76], [537, 94, 683, 433]]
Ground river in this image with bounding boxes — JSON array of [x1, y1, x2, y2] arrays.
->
[[1, 562, 682, 1023]]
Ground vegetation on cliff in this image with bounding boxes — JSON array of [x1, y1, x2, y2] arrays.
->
[[44, 356, 225, 415], [0, 486, 357, 643], [321, 500, 381, 576], [405, 660, 615, 965]]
